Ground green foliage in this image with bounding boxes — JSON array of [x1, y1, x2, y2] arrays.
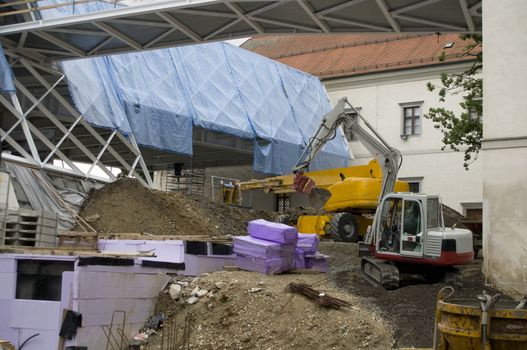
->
[[425, 34, 482, 170]]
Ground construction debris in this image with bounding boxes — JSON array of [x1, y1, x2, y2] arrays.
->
[[77, 178, 274, 236], [147, 270, 393, 350], [288, 282, 351, 310]]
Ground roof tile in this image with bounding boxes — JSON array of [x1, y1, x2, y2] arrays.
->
[[242, 34, 480, 79]]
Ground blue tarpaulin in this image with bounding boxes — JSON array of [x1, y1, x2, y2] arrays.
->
[[38, 1, 350, 174], [0, 44, 15, 93]]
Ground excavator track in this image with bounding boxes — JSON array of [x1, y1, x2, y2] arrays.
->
[[360, 256, 400, 290]]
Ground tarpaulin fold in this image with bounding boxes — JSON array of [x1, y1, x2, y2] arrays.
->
[[38, 1, 351, 174], [0, 44, 15, 93]]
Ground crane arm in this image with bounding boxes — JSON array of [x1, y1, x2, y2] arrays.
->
[[293, 97, 402, 201]]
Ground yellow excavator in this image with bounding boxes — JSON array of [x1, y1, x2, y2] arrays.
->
[[238, 155, 409, 242]]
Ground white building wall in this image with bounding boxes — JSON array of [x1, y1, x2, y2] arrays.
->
[[325, 63, 483, 213], [482, 0, 527, 296]]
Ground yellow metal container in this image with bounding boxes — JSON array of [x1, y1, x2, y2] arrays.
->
[[435, 298, 527, 350]]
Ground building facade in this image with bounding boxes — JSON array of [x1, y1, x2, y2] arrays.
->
[[325, 63, 482, 214], [243, 33, 482, 214]]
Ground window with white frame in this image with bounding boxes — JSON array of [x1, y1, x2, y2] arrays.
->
[[400, 102, 423, 137], [399, 176, 423, 193]]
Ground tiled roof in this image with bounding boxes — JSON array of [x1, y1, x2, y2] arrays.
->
[[241, 34, 479, 80]]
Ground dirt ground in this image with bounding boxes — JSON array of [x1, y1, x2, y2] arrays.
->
[[317, 243, 505, 348], [142, 242, 509, 350], [148, 270, 394, 350], [78, 178, 274, 236], [81, 182, 506, 349]]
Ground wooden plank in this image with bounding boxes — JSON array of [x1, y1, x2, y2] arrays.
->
[[0, 245, 154, 257], [98, 233, 232, 242], [58, 231, 98, 237]]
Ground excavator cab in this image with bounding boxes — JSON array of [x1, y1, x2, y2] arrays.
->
[[377, 194, 426, 257], [362, 193, 474, 289]]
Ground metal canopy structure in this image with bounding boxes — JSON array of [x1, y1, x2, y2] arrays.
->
[[0, 0, 481, 187], [0, 52, 253, 186], [0, 0, 482, 61]]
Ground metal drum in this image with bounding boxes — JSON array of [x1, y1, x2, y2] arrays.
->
[[435, 289, 527, 350]]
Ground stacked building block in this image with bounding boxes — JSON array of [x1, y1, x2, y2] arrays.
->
[[234, 220, 297, 275], [234, 220, 329, 274]]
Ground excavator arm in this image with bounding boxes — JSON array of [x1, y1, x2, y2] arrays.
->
[[293, 97, 402, 203]]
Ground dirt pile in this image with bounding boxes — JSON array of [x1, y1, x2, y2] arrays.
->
[[78, 178, 274, 236], [148, 270, 393, 350], [442, 204, 467, 228]]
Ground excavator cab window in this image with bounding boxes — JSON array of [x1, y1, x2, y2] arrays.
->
[[379, 197, 402, 253], [403, 201, 421, 235], [401, 199, 424, 256], [427, 197, 442, 229]]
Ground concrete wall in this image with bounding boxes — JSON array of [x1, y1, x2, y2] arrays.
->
[[325, 64, 483, 213], [482, 0, 527, 296], [0, 255, 75, 350]]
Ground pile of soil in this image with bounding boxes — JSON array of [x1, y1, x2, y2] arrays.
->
[[78, 178, 274, 236], [148, 271, 394, 350], [442, 204, 467, 228]]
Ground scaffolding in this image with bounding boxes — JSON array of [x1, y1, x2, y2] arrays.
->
[[0, 54, 153, 187]]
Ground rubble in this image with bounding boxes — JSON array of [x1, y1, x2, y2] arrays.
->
[[168, 284, 182, 299], [146, 270, 393, 350], [186, 296, 199, 305]]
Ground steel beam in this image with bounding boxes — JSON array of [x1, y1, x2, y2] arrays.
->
[[376, 0, 401, 32], [297, 0, 330, 33]]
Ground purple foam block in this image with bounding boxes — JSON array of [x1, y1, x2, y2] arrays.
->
[[305, 253, 329, 272], [294, 248, 306, 269], [233, 236, 295, 259], [247, 219, 298, 244], [236, 254, 294, 275], [297, 233, 319, 255]]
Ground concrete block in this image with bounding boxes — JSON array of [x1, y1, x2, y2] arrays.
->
[[61, 271, 74, 311], [10, 300, 61, 330], [0, 273, 15, 299], [0, 327, 18, 348], [183, 254, 236, 276], [77, 298, 157, 327], [76, 271, 169, 299], [65, 323, 143, 349], [0, 259, 15, 273], [18, 329, 59, 350], [0, 299, 12, 328]]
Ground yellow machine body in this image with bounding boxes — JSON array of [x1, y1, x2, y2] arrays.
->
[[324, 176, 410, 212], [434, 298, 527, 350], [238, 159, 409, 239], [239, 159, 384, 193], [297, 213, 373, 237], [297, 215, 331, 236]]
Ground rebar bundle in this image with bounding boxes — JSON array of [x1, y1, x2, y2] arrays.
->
[[288, 282, 351, 310]]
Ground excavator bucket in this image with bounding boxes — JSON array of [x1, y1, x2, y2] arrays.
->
[[293, 171, 315, 193], [293, 172, 331, 208]]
